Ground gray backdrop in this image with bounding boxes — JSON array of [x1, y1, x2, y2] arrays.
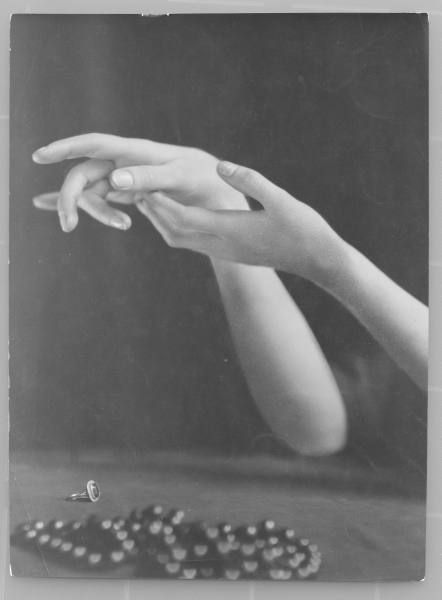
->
[[10, 14, 427, 473]]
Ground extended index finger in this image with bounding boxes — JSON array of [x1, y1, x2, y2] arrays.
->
[[32, 133, 181, 165]]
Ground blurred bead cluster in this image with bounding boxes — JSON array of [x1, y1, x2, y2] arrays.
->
[[11, 504, 322, 580]]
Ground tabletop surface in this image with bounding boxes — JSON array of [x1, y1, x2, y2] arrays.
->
[[9, 450, 426, 582]]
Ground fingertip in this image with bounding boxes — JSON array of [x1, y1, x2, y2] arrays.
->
[[110, 169, 134, 190], [110, 214, 132, 231], [59, 212, 78, 233], [32, 146, 52, 163], [32, 152, 44, 164], [217, 161, 238, 178], [136, 197, 150, 216], [32, 196, 47, 209]]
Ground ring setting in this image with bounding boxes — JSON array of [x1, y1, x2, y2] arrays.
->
[[65, 480, 100, 503]]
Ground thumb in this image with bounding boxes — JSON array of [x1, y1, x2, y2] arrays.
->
[[110, 163, 179, 193], [216, 161, 290, 210]]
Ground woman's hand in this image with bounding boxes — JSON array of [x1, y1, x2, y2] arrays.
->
[[138, 161, 346, 287], [32, 133, 248, 232]]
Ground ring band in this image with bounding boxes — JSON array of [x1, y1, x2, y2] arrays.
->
[[65, 480, 100, 503]]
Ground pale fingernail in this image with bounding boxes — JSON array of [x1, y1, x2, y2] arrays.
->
[[111, 170, 134, 189], [32, 147, 49, 163], [217, 161, 237, 177], [59, 212, 69, 232], [110, 217, 130, 230], [59, 213, 77, 233]]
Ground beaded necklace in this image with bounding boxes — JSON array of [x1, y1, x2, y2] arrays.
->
[[11, 505, 322, 580]]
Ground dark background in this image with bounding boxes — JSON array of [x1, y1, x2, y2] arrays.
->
[[10, 14, 428, 474]]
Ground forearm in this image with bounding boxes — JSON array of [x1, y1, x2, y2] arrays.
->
[[319, 241, 428, 390], [211, 259, 347, 456]]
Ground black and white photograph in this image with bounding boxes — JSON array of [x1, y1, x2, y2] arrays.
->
[[9, 13, 428, 581]]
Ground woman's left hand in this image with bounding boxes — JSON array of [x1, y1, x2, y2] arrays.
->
[[32, 133, 247, 232]]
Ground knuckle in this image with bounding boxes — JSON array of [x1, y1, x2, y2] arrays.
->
[[67, 163, 84, 177], [167, 219, 181, 236], [85, 132, 108, 157], [139, 168, 152, 186], [135, 199, 147, 215], [87, 132, 104, 143], [184, 146, 206, 158], [164, 230, 181, 248], [164, 204, 186, 229], [146, 196, 160, 210], [83, 132, 100, 148], [167, 237, 179, 248], [173, 160, 189, 180], [64, 164, 88, 187], [150, 191, 163, 203], [238, 167, 258, 186], [175, 211, 189, 230], [134, 191, 146, 204]]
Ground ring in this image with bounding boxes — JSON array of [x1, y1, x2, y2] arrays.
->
[[65, 480, 100, 503]]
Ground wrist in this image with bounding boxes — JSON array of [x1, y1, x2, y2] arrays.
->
[[210, 257, 275, 285], [310, 231, 356, 294]]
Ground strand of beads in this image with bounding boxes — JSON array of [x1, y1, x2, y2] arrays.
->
[[11, 505, 322, 580]]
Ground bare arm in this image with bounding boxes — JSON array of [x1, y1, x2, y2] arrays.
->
[[322, 242, 428, 390], [211, 260, 347, 456]]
